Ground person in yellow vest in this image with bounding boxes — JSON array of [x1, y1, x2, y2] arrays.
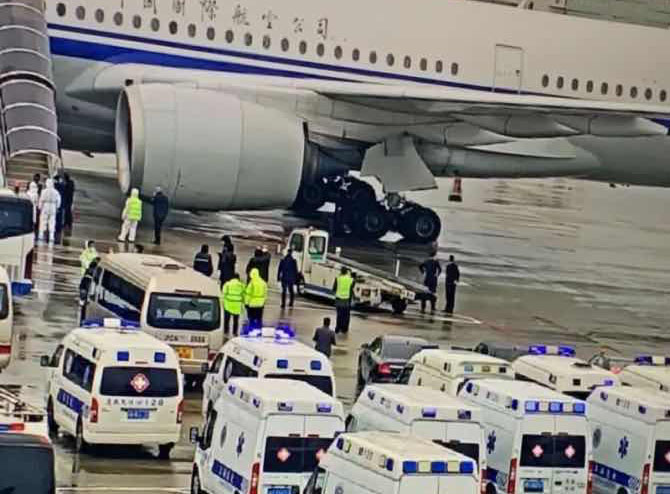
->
[[117, 188, 143, 243], [79, 240, 98, 276], [220, 273, 245, 337], [245, 267, 267, 328], [332, 267, 355, 334]]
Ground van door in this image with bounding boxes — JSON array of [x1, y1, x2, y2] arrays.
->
[[552, 416, 588, 494], [289, 232, 306, 274], [518, 415, 555, 494]]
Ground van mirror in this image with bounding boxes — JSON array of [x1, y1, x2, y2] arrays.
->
[[189, 426, 201, 445], [40, 355, 51, 367]]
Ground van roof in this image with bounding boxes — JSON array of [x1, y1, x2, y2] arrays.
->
[[101, 253, 219, 295], [622, 364, 670, 386], [360, 384, 481, 424], [513, 355, 619, 388], [67, 326, 174, 353], [329, 431, 476, 480], [410, 348, 512, 377], [461, 379, 587, 417], [223, 378, 343, 417], [229, 334, 326, 359], [587, 385, 670, 424]]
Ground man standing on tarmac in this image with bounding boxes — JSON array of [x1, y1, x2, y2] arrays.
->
[[419, 254, 441, 312], [245, 268, 267, 328], [80, 240, 98, 275], [277, 249, 298, 308], [193, 245, 213, 277], [445, 255, 460, 314], [221, 273, 245, 336], [218, 238, 237, 286], [63, 173, 75, 231], [118, 188, 143, 243], [333, 267, 354, 334], [152, 187, 169, 245]]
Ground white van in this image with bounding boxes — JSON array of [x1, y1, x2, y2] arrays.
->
[[405, 348, 513, 396], [304, 431, 479, 494], [41, 318, 184, 458], [202, 326, 335, 418], [460, 379, 591, 494], [85, 253, 223, 384], [590, 354, 670, 392], [513, 345, 620, 400], [191, 378, 344, 494], [587, 386, 670, 494], [0, 266, 12, 371], [348, 384, 486, 484]]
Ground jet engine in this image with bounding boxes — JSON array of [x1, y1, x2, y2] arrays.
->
[[115, 84, 306, 210]]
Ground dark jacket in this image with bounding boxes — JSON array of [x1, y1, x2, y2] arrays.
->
[[193, 252, 213, 277], [257, 251, 271, 282], [446, 262, 460, 284], [218, 249, 237, 282], [63, 178, 75, 207], [313, 326, 336, 357], [277, 255, 299, 285], [153, 192, 169, 221], [420, 259, 442, 284]]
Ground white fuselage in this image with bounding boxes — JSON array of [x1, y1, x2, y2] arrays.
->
[[45, 0, 670, 186]]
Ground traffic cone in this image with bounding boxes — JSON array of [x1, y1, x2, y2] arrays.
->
[[448, 176, 463, 202]]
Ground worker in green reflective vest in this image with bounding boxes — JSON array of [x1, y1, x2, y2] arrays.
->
[[79, 240, 98, 276], [220, 273, 245, 337], [332, 267, 355, 334], [245, 268, 267, 328], [118, 188, 143, 243]]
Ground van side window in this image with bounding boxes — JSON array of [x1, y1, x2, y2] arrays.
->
[[100, 270, 144, 321], [290, 234, 304, 253], [0, 283, 8, 319], [202, 409, 217, 450], [50, 344, 64, 368], [210, 353, 224, 373], [63, 349, 97, 392], [222, 356, 258, 383]]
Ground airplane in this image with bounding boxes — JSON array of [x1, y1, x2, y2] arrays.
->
[[7, 0, 670, 243]]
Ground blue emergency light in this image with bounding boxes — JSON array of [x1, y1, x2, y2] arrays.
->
[[403, 461, 418, 474], [82, 318, 139, 329], [603, 379, 615, 386], [422, 407, 437, 418], [510, 399, 519, 410], [386, 458, 394, 471], [311, 360, 322, 371], [525, 401, 540, 413], [549, 402, 563, 413], [397, 404, 405, 414], [458, 409, 472, 420], [529, 344, 575, 357], [316, 403, 332, 413], [276, 359, 289, 369], [154, 352, 166, 363], [634, 355, 670, 366], [431, 461, 446, 473], [465, 382, 474, 393], [460, 461, 475, 474], [573, 402, 586, 414], [117, 351, 130, 362]]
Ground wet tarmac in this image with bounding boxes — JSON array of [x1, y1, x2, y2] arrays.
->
[[2, 153, 670, 492]]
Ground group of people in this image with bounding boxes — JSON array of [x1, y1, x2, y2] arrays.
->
[[419, 254, 461, 314], [17, 173, 76, 244], [117, 186, 169, 245]]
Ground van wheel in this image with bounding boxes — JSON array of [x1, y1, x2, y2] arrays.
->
[[191, 467, 207, 494], [617, 488, 628, 494], [391, 298, 407, 315], [486, 482, 497, 494], [159, 443, 174, 460], [75, 418, 86, 454], [47, 398, 59, 437]]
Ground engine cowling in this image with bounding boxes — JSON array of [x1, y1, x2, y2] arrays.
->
[[115, 84, 305, 210]]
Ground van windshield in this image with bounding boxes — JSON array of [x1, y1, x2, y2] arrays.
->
[[263, 436, 333, 473], [0, 283, 8, 320], [147, 293, 221, 331], [0, 444, 54, 493], [265, 373, 334, 396], [654, 440, 670, 472], [0, 197, 33, 239], [434, 440, 480, 466], [520, 435, 586, 468], [100, 367, 179, 397]]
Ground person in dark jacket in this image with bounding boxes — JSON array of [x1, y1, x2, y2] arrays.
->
[[245, 248, 263, 282], [63, 173, 75, 230], [277, 249, 299, 308], [54, 174, 66, 238], [152, 187, 169, 245], [79, 257, 100, 322], [313, 317, 336, 358], [419, 254, 441, 312], [445, 255, 461, 314], [218, 235, 237, 286], [193, 244, 213, 276], [257, 245, 271, 282]]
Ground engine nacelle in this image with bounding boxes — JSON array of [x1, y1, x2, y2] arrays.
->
[[115, 84, 305, 210]]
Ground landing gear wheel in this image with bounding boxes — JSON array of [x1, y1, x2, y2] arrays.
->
[[292, 182, 326, 212], [348, 180, 376, 205], [352, 204, 390, 240], [400, 207, 441, 243], [391, 298, 407, 315], [159, 442, 174, 460], [75, 418, 86, 454], [47, 398, 59, 437]]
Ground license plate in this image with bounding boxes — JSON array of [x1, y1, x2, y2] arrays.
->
[[524, 480, 544, 493], [175, 346, 193, 359], [127, 409, 150, 420], [268, 488, 293, 494]]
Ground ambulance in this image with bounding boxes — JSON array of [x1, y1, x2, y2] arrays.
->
[[41, 318, 184, 458], [0, 266, 13, 371], [460, 379, 592, 494], [191, 378, 344, 494], [513, 345, 620, 400], [590, 354, 670, 392], [348, 384, 486, 483], [587, 386, 670, 494], [303, 431, 479, 494], [405, 348, 513, 396], [202, 326, 335, 419]]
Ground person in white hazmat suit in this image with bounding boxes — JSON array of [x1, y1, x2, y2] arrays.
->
[[38, 178, 61, 243]]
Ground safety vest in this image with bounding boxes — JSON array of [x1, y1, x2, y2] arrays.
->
[[126, 196, 143, 221], [245, 277, 267, 308], [221, 279, 245, 315], [79, 247, 98, 275], [335, 274, 353, 300]]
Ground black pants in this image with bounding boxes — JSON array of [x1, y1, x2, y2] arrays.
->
[[421, 279, 438, 312], [445, 283, 457, 313], [247, 306, 264, 328], [154, 218, 164, 244], [335, 301, 351, 334], [281, 282, 295, 307], [64, 204, 73, 229], [224, 310, 240, 336]]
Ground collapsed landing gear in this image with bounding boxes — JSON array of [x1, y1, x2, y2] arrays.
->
[[292, 176, 441, 243]]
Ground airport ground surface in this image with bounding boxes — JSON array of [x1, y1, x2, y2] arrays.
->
[[2, 155, 670, 492]]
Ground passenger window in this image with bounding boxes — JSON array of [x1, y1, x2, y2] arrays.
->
[[188, 24, 197, 38], [263, 35, 271, 49], [317, 43, 325, 57], [646, 88, 653, 100], [75, 6, 85, 20], [281, 38, 290, 52], [169, 21, 178, 35], [436, 60, 443, 73], [206, 27, 214, 40], [601, 82, 608, 95], [151, 18, 160, 32], [307, 236, 326, 257], [56, 3, 66, 16], [94, 8, 104, 23], [451, 62, 459, 75], [334, 46, 342, 59], [222, 356, 258, 383], [113, 12, 123, 26], [586, 80, 594, 93], [420, 58, 427, 71], [631, 86, 638, 98], [386, 54, 395, 66], [616, 84, 623, 97], [300, 41, 308, 55], [571, 78, 579, 91], [557, 76, 564, 89], [132, 15, 141, 29], [100, 270, 144, 321], [352, 48, 360, 61], [210, 353, 224, 373], [369, 51, 377, 64], [225, 30, 234, 43], [404, 56, 411, 69], [63, 350, 97, 392], [661, 90, 667, 102], [290, 234, 304, 253], [542, 75, 549, 88]]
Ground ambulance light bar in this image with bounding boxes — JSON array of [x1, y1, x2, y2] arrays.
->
[[529, 345, 576, 357], [402, 460, 474, 474], [0, 423, 25, 432], [525, 400, 586, 414], [635, 355, 670, 366], [241, 325, 296, 339], [82, 318, 139, 329], [117, 351, 129, 362], [316, 403, 332, 413]]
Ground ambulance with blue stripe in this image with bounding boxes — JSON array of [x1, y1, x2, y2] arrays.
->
[[590, 354, 670, 393], [587, 386, 670, 494], [304, 431, 479, 494], [460, 380, 592, 494], [41, 318, 183, 459], [191, 378, 344, 494]]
